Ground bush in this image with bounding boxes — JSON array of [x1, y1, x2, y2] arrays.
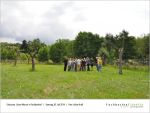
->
[[47, 60, 54, 64]]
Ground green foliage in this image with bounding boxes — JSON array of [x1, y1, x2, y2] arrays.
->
[[104, 34, 116, 63], [63, 40, 74, 57], [1, 47, 8, 60], [98, 47, 109, 57], [19, 53, 27, 60], [38, 46, 49, 62], [49, 39, 66, 63], [135, 34, 149, 64], [124, 36, 136, 60], [143, 34, 149, 59], [114, 30, 137, 60], [105, 33, 116, 51], [47, 59, 53, 64], [27, 38, 45, 57], [20, 40, 28, 53], [1, 43, 20, 60], [136, 38, 144, 59], [0, 31, 149, 66], [74, 32, 103, 58], [20, 38, 45, 71]]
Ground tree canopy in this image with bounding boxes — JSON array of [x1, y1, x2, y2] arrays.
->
[[1, 31, 149, 66], [74, 32, 103, 58]]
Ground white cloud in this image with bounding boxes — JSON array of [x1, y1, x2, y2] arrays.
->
[[0, 1, 149, 44]]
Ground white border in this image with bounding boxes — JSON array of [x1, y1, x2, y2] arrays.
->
[[1, 99, 150, 113], [0, 0, 149, 113]]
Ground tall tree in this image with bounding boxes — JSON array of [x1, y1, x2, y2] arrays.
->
[[116, 30, 128, 74], [49, 39, 66, 63], [115, 30, 137, 74], [105, 34, 116, 63], [115, 30, 136, 61], [60, 39, 74, 57], [29, 39, 44, 71], [25, 39, 44, 71], [74, 32, 103, 58]]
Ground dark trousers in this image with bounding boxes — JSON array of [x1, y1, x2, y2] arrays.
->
[[87, 64, 90, 71], [64, 64, 67, 71]]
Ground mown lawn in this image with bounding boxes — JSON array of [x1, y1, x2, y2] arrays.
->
[[0, 64, 149, 99]]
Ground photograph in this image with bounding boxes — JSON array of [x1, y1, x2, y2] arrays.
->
[[0, 0, 149, 100]]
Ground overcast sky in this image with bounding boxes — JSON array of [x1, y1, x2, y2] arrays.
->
[[0, 1, 149, 44]]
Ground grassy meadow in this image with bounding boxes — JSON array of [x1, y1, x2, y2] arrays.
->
[[0, 63, 149, 99]]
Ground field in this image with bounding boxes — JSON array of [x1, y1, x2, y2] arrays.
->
[[0, 64, 149, 99]]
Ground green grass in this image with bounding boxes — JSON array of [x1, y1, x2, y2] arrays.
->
[[0, 64, 149, 99]]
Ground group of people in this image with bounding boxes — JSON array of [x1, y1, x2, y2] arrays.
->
[[64, 57, 103, 72]]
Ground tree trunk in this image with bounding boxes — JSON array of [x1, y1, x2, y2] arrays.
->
[[118, 48, 123, 75], [31, 57, 35, 71]]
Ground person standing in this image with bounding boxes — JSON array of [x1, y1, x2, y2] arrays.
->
[[68, 58, 72, 71], [74, 58, 77, 72], [99, 57, 103, 72], [90, 58, 94, 71], [64, 57, 68, 71], [80, 58, 84, 71], [96, 57, 102, 72], [86, 57, 90, 71], [96, 57, 99, 71], [77, 58, 81, 71], [71, 58, 74, 71], [83, 58, 86, 71]]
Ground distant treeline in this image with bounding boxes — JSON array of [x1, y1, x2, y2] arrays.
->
[[0, 30, 149, 66]]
